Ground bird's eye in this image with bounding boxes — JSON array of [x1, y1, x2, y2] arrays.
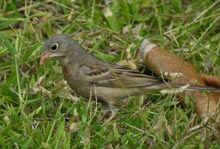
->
[[50, 43, 59, 51]]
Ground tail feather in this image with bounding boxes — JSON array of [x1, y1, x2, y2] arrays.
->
[[140, 82, 220, 93], [174, 83, 220, 92]]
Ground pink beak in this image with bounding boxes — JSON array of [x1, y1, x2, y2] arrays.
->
[[40, 53, 51, 65]]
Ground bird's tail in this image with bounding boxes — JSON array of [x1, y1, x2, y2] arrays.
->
[[178, 84, 220, 92], [139, 80, 220, 94], [160, 83, 220, 94]]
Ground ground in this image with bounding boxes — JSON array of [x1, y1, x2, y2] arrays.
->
[[1, 0, 220, 148]]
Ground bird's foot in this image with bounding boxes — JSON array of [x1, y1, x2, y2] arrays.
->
[[105, 105, 118, 123], [98, 112, 111, 123], [105, 113, 117, 123], [99, 103, 118, 123]]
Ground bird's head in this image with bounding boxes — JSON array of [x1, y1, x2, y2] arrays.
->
[[40, 34, 74, 65]]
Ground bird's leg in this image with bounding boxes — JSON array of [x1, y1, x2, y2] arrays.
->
[[121, 98, 129, 107], [99, 102, 111, 123], [105, 104, 118, 123]]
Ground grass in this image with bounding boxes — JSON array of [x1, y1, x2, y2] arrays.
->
[[1, 0, 220, 148]]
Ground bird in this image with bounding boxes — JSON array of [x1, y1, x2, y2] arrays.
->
[[40, 34, 220, 122]]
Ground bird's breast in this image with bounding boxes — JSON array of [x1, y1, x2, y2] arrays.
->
[[61, 64, 91, 99], [62, 65, 69, 76]]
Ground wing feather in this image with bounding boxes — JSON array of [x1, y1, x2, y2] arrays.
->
[[80, 60, 164, 88]]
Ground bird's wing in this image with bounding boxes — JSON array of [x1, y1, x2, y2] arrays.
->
[[80, 59, 164, 89]]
